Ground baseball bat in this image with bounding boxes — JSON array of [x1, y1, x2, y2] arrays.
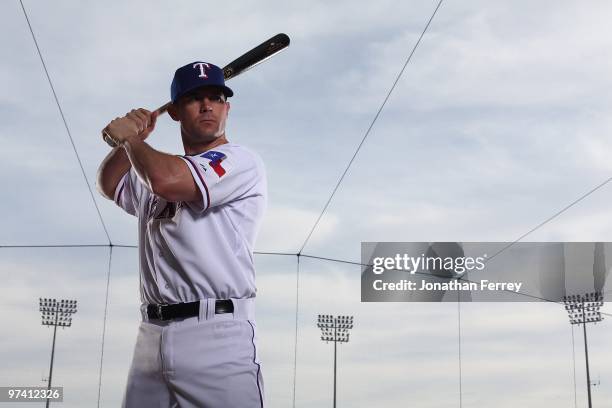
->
[[102, 33, 290, 147]]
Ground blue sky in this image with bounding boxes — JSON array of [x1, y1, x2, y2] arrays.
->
[[1, 0, 612, 406]]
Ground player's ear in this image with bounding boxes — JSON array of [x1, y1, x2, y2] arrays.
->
[[225, 101, 230, 114], [167, 103, 180, 122]]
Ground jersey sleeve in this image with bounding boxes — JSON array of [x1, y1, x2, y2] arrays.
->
[[113, 168, 150, 217], [179, 148, 264, 212]]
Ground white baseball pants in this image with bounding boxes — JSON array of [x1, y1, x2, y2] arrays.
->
[[122, 299, 264, 407]]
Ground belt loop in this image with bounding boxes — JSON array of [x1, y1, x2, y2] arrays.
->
[[206, 298, 216, 320], [231, 299, 242, 320], [198, 299, 207, 322], [140, 304, 149, 322]]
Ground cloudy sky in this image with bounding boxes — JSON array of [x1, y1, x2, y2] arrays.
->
[[1, 0, 612, 406]]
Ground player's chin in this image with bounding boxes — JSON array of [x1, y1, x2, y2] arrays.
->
[[197, 121, 219, 134]]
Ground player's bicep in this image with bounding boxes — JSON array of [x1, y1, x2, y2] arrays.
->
[[153, 157, 202, 203]]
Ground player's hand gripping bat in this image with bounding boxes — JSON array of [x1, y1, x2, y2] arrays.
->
[[102, 33, 290, 147]]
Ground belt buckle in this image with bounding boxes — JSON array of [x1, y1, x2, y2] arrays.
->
[[157, 303, 169, 321]]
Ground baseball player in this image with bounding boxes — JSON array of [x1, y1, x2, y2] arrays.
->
[[96, 61, 266, 407]]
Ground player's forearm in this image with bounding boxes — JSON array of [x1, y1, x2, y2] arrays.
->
[[122, 136, 187, 200], [96, 147, 132, 200]]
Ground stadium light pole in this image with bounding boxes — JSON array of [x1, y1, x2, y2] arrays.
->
[[39, 298, 78, 408], [563, 292, 604, 408], [317, 315, 354, 408]]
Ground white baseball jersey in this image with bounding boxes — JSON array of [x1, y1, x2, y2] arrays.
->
[[114, 142, 267, 305]]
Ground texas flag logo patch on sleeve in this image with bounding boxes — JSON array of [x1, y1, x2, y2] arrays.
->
[[201, 150, 228, 177]]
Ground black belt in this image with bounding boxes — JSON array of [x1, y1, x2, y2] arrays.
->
[[147, 299, 234, 321]]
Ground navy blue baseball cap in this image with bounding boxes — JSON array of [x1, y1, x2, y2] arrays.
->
[[171, 62, 234, 103]]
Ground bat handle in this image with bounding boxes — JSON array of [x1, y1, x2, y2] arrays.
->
[[102, 128, 119, 148]]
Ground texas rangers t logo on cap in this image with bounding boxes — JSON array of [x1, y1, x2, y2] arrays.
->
[[193, 62, 211, 78], [171, 61, 234, 103]]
